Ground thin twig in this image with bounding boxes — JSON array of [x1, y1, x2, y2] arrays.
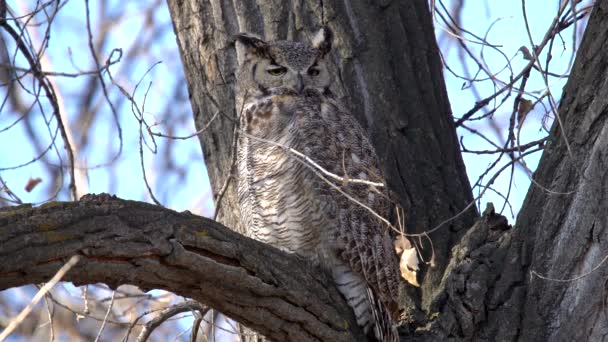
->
[[189, 314, 204, 342], [42, 291, 55, 342], [84, 0, 124, 167], [151, 110, 221, 140], [521, 0, 573, 157], [240, 131, 385, 188], [531, 253, 608, 283], [0, 16, 77, 199], [0, 255, 80, 342], [94, 290, 115, 342], [135, 301, 209, 342]]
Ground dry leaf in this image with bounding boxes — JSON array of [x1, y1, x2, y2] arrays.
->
[[400, 247, 420, 287], [24, 177, 42, 192], [394, 235, 420, 287], [518, 98, 534, 124], [519, 46, 533, 60]]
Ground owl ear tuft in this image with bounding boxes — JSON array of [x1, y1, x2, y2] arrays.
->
[[235, 33, 269, 57], [312, 26, 332, 56]]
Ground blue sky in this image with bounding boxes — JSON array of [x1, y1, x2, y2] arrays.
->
[[440, 0, 588, 219]]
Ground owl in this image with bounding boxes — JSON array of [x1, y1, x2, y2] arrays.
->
[[235, 27, 401, 342]]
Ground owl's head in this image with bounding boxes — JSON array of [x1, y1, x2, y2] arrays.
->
[[235, 27, 333, 98]]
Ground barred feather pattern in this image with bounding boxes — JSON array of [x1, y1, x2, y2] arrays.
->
[[236, 87, 400, 341]]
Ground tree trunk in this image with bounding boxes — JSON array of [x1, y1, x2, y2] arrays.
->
[[510, 2, 608, 340], [166, 0, 477, 317]]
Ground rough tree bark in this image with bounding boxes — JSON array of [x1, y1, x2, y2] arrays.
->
[[511, 2, 608, 340]]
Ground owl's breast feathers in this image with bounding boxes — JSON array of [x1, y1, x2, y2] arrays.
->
[[237, 90, 401, 322]]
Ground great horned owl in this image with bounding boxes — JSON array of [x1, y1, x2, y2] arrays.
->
[[235, 27, 401, 341]]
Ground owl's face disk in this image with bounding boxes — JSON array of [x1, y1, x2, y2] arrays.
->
[[236, 28, 333, 95]]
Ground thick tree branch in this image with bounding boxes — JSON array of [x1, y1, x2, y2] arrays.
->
[[0, 194, 518, 341], [0, 194, 365, 342], [424, 205, 517, 340]]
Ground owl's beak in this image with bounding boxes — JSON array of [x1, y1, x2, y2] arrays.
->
[[295, 73, 304, 93]]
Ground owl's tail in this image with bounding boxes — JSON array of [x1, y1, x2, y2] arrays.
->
[[367, 287, 399, 342]]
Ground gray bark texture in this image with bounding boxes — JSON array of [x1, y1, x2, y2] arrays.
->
[[513, 2, 608, 340]]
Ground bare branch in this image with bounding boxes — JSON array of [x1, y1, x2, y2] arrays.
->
[[136, 301, 209, 342], [0, 14, 77, 199], [0, 255, 80, 341]]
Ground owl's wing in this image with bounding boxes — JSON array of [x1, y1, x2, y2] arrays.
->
[[309, 100, 401, 318]]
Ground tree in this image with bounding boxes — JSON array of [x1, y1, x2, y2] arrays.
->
[[1, 0, 605, 341]]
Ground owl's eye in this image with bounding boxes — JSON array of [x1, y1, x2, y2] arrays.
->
[[308, 68, 320, 77], [267, 66, 287, 76]]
